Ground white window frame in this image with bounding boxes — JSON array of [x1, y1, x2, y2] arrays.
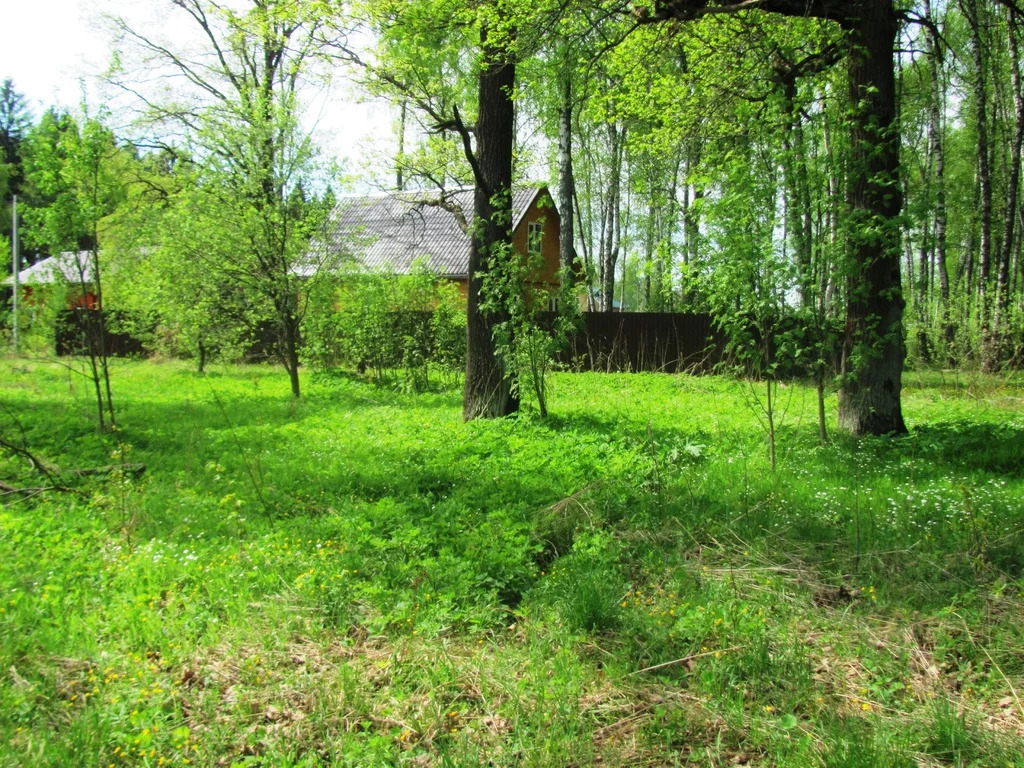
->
[[527, 221, 543, 257]]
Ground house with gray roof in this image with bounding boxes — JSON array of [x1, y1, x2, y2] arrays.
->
[[305, 186, 563, 300], [4, 251, 100, 308]]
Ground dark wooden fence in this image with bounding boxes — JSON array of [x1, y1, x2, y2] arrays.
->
[[55, 309, 149, 358], [540, 312, 727, 373], [222, 311, 731, 372], [53, 308, 734, 374]]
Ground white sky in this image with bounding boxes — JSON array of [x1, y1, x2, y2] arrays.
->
[[0, 0, 109, 111], [0, 0, 396, 186]]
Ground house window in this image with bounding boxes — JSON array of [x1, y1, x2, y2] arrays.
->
[[527, 221, 543, 257]]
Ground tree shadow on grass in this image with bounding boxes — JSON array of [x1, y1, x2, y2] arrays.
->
[[542, 410, 717, 450], [902, 421, 1024, 476], [808, 420, 1024, 490]]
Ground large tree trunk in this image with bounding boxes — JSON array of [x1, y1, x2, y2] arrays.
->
[[463, 30, 519, 421], [281, 305, 302, 399], [836, 6, 907, 435], [271, 282, 302, 398], [994, 6, 1024, 367]]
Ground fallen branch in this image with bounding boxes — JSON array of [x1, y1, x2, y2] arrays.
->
[[1, 434, 144, 502], [59, 463, 147, 479], [0, 436, 59, 483], [626, 646, 743, 677], [0, 479, 83, 501]]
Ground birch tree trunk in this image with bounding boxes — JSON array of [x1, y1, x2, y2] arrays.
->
[[963, 0, 996, 370], [557, 59, 576, 289]]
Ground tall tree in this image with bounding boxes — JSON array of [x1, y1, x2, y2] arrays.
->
[[463, 17, 521, 419], [598, 120, 626, 312], [641, 0, 908, 436], [770, 40, 840, 444], [357, 0, 564, 419], [961, 0, 997, 370], [923, 0, 954, 360], [110, 0, 344, 398], [555, 50, 578, 291], [993, 0, 1024, 365], [23, 112, 126, 430]]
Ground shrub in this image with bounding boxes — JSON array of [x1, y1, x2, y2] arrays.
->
[[301, 263, 467, 390]]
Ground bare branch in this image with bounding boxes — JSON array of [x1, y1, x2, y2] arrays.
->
[[0, 435, 59, 484], [411, 192, 470, 234], [451, 104, 488, 196], [112, 17, 230, 103]]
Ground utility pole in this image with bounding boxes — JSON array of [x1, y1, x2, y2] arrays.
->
[[11, 195, 18, 354]]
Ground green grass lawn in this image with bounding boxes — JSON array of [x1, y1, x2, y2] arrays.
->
[[1, 358, 1023, 767]]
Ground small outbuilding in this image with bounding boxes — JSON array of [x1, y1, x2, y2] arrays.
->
[[4, 251, 99, 309]]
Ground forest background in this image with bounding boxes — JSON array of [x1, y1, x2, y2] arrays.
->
[[1, 0, 1023, 422]]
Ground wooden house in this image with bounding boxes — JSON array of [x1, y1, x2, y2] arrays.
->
[[304, 186, 563, 306], [3, 251, 99, 309]]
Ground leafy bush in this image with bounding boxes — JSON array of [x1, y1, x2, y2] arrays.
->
[[302, 263, 466, 390]]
